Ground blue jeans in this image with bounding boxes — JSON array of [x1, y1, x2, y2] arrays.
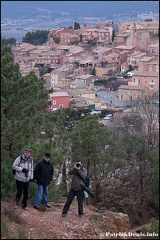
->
[[34, 184, 49, 206]]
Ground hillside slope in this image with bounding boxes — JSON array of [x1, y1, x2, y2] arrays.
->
[[1, 198, 140, 239]]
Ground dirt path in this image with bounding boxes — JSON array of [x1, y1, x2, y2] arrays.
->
[[2, 199, 97, 239]]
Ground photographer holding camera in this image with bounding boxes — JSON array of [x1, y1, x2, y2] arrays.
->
[[12, 147, 34, 210], [62, 160, 87, 218]]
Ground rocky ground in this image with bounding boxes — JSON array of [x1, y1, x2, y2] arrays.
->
[[1, 198, 140, 239]]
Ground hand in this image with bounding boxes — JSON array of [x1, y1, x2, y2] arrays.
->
[[74, 163, 81, 170], [22, 168, 29, 173]]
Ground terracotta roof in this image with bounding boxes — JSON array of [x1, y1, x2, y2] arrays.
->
[[118, 85, 142, 90], [133, 71, 159, 77], [50, 92, 70, 97]]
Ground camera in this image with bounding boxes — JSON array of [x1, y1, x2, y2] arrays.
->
[[76, 163, 81, 167], [25, 172, 28, 178]]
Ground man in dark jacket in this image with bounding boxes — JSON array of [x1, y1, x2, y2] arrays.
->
[[33, 152, 54, 209], [62, 160, 87, 218]]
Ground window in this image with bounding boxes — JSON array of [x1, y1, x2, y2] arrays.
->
[[52, 100, 56, 105]]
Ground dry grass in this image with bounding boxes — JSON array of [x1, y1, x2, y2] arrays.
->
[[1, 204, 28, 239]]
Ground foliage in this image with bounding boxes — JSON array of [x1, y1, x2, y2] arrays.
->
[[112, 28, 115, 42], [2, 37, 16, 46], [141, 218, 159, 239], [22, 30, 49, 45], [1, 205, 28, 239], [70, 115, 127, 183], [54, 37, 60, 44], [80, 34, 83, 42], [74, 21, 80, 30], [67, 26, 73, 29], [145, 148, 159, 212], [128, 64, 134, 71], [92, 66, 96, 76], [1, 42, 65, 200], [1, 161, 16, 200], [144, 18, 153, 21], [98, 111, 159, 226]]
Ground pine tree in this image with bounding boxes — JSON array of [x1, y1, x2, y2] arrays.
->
[[1, 43, 51, 158]]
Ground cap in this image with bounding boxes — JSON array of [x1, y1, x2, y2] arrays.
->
[[25, 148, 32, 152], [45, 152, 51, 158]]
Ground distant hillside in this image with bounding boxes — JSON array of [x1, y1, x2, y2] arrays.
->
[[1, 1, 159, 42], [2, 1, 159, 22]]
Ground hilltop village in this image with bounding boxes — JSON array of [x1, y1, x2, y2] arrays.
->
[[12, 20, 159, 112]]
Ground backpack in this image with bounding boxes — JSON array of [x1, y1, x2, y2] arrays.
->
[[12, 156, 23, 175], [85, 174, 90, 187]]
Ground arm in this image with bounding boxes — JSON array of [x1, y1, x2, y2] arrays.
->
[[12, 156, 23, 172], [30, 158, 34, 179], [76, 168, 87, 182], [33, 162, 41, 182], [50, 165, 54, 181], [68, 167, 76, 175]]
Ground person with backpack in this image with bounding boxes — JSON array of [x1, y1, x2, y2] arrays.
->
[[33, 152, 54, 209], [12, 147, 34, 210], [62, 160, 87, 218]]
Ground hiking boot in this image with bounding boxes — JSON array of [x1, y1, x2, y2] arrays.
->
[[44, 204, 51, 208], [62, 213, 67, 217], [22, 206, 29, 210], [33, 205, 39, 209], [79, 213, 84, 218]]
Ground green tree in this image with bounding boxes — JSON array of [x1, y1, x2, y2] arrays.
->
[[92, 66, 96, 76], [74, 21, 80, 30], [70, 116, 127, 182], [146, 148, 159, 212], [67, 26, 73, 29], [22, 30, 49, 45], [4, 38, 16, 46], [80, 34, 83, 42], [54, 37, 60, 44], [128, 64, 134, 71], [112, 28, 115, 42], [1, 43, 65, 199]]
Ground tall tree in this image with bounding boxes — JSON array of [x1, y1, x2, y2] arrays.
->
[[112, 29, 115, 42], [1, 42, 52, 158], [74, 21, 80, 30], [70, 115, 127, 181]]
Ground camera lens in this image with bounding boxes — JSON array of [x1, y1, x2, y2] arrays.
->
[[76, 163, 80, 167]]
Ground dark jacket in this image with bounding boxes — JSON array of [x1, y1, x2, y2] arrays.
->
[[69, 166, 87, 191], [34, 159, 54, 185]]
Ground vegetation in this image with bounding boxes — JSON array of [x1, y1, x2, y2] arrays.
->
[[22, 30, 49, 45], [67, 26, 73, 29], [2, 37, 16, 46], [1, 39, 159, 229], [1, 205, 28, 238], [92, 66, 96, 76], [128, 64, 134, 71], [98, 102, 159, 226], [74, 21, 80, 30], [54, 36, 60, 44], [112, 28, 116, 42], [141, 218, 159, 239]]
